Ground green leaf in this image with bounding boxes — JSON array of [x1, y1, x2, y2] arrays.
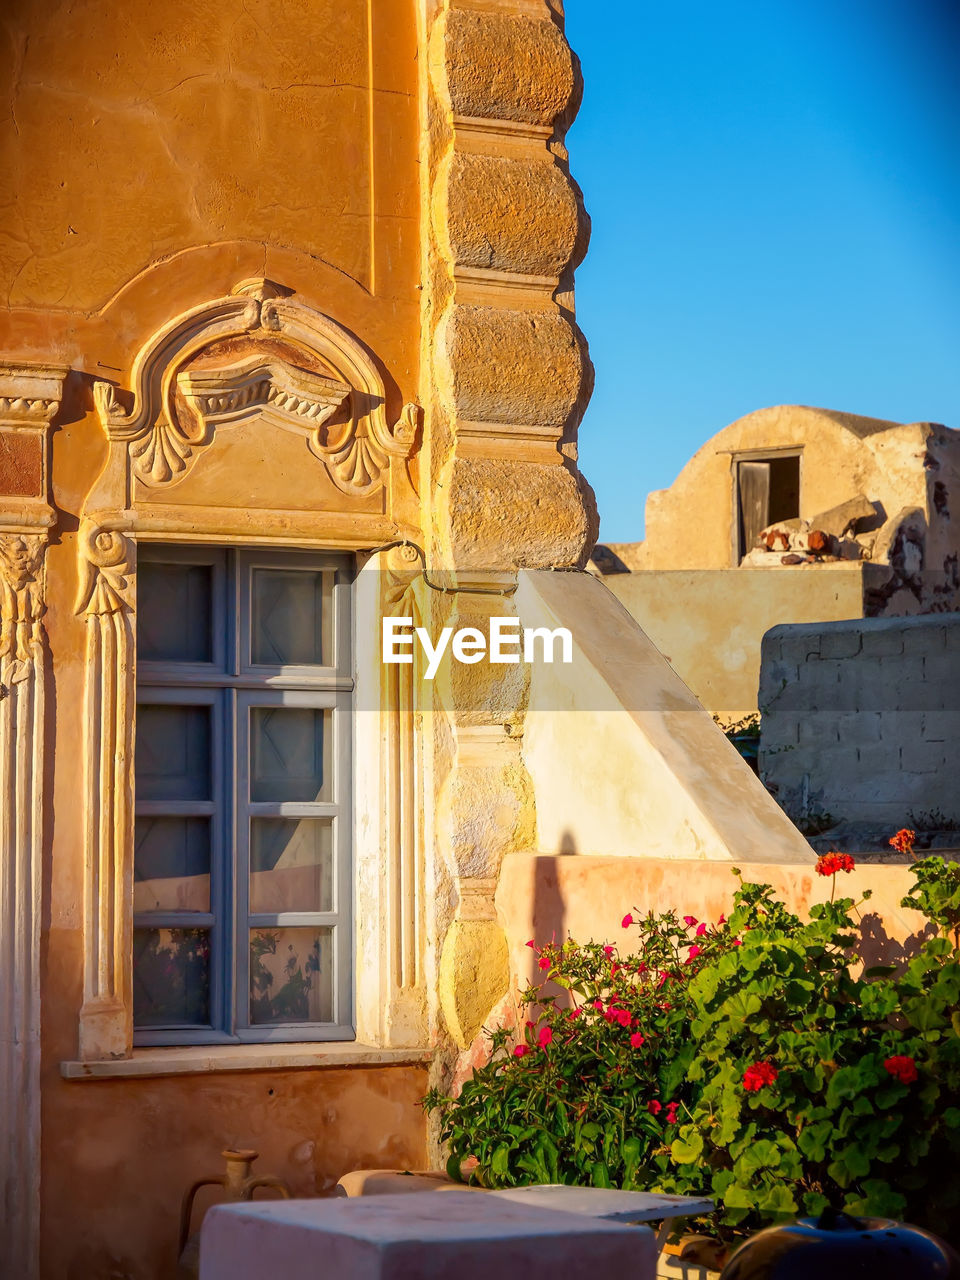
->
[[757, 1182, 798, 1216], [670, 1129, 704, 1164], [592, 1160, 612, 1189], [738, 1139, 782, 1174], [490, 1143, 511, 1179]]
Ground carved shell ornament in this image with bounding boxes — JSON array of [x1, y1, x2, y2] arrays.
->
[[92, 279, 420, 497]]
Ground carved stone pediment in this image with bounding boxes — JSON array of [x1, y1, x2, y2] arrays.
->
[[92, 278, 420, 499], [178, 356, 351, 432]]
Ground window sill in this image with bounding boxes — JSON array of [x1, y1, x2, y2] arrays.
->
[[61, 1042, 433, 1081]]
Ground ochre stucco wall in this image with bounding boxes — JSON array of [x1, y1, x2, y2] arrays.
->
[[497, 853, 928, 997], [43, 1064, 428, 1280], [606, 565, 868, 719], [1, 1, 426, 1276]]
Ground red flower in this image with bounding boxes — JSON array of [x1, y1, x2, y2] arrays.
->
[[603, 945, 615, 958], [743, 1061, 779, 1092], [637, 962, 648, 975], [815, 852, 855, 876], [884, 1055, 918, 1084], [568, 1006, 583, 1020], [630, 1032, 645, 1049], [622, 913, 634, 928], [683, 915, 698, 927], [695, 922, 707, 937], [889, 829, 916, 855], [686, 945, 702, 963], [538, 1026, 553, 1049], [525, 939, 536, 949], [665, 1102, 680, 1124], [718, 913, 726, 926], [514, 1044, 529, 1058], [538, 956, 551, 970], [647, 1100, 662, 1115], [731, 938, 742, 947], [615, 1008, 632, 1028], [592, 999, 604, 1012]]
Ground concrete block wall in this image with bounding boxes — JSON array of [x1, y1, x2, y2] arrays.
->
[[758, 613, 960, 832]]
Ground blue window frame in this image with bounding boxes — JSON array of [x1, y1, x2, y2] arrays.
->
[[133, 545, 354, 1045]]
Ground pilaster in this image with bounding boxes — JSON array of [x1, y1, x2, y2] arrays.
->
[[0, 362, 68, 1280]]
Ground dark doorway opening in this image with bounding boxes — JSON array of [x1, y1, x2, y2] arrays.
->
[[737, 454, 800, 561]]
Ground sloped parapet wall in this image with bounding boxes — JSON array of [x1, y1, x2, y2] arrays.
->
[[758, 613, 960, 839], [516, 571, 816, 863]]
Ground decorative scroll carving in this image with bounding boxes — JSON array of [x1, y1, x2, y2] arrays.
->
[[0, 360, 66, 1280], [92, 278, 420, 498], [75, 521, 135, 1061]]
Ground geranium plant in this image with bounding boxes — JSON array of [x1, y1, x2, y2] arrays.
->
[[424, 852, 960, 1245]]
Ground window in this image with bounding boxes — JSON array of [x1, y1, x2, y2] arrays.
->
[[736, 453, 801, 561], [133, 546, 354, 1045]]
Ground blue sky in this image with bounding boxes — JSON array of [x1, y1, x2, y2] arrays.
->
[[564, 0, 960, 542]]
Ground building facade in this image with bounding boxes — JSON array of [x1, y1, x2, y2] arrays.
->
[[0, 4, 816, 1277]]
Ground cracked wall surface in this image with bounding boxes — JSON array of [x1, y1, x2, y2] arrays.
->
[[0, 0, 418, 311]]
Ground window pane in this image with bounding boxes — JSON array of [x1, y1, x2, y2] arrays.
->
[[249, 927, 333, 1025], [250, 818, 333, 913], [133, 927, 210, 1027], [136, 705, 212, 801], [250, 707, 330, 802], [134, 817, 211, 912], [251, 568, 328, 667], [138, 562, 213, 663]]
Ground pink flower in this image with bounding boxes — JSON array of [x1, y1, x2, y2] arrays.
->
[[637, 962, 648, 974], [568, 1007, 583, 1020], [647, 1100, 662, 1115], [538, 956, 551, 970], [514, 1044, 529, 1058], [685, 945, 701, 964], [718, 913, 726, 926], [630, 1032, 646, 1049], [525, 939, 536, 949], [615, 1008, 632, 1027], [621, 913, 634, 928], [732, 938, 742, 947], [538, 1026, 553, 1049], [695, 922, 707, 937], [592, 999, 604, 1012], [603, 945, 615, 958], [683, 915, 698, 927]]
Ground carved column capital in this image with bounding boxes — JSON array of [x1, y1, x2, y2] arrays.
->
[[0, 362, 69, 537]]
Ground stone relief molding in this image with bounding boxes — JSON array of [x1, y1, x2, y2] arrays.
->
[[0, 361, 68, 1280], [75, 521, 136, 1062], [380, 545, 427, 1040], [92, 278, 420, 499], [0, 534, 46, 675]]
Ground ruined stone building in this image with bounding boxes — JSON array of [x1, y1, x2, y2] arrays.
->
[[593, 404, 960, 720], [0, 3, 817, 1277]]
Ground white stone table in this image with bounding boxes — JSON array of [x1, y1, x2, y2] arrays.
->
[[488, 1185, 714, 1250], [199, 1189, 656, 1280]]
